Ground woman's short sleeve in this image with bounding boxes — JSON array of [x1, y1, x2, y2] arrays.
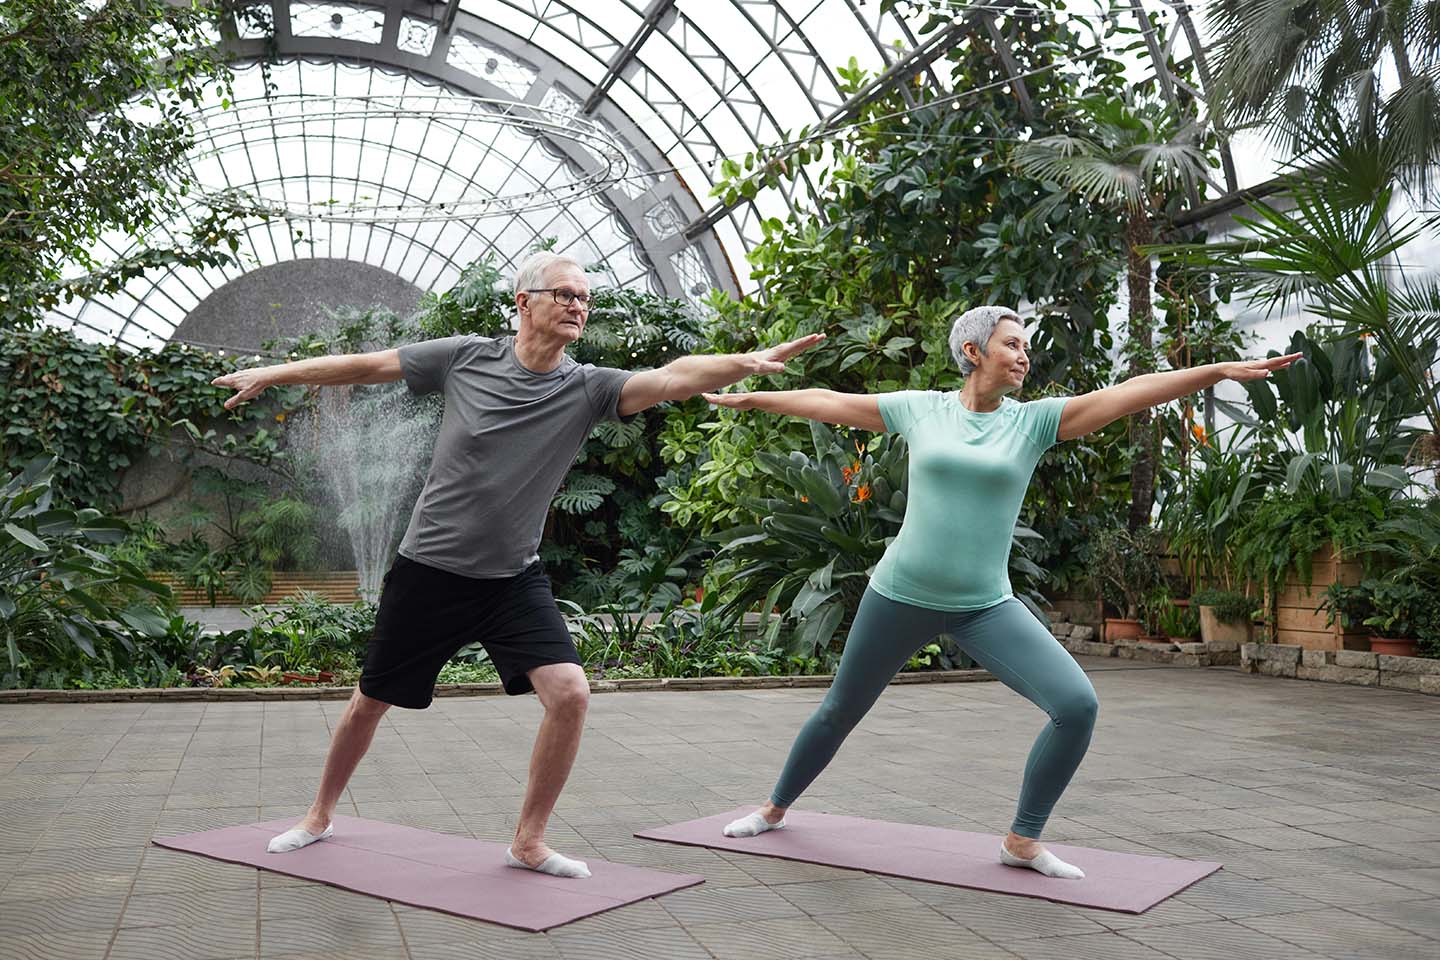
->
[[1017, 396, 1071, 451], [877, 391, 932, 435]]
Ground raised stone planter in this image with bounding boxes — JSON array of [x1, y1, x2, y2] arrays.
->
[[1241, 643, 1440, 695], [1050, 616, 1236, 667]]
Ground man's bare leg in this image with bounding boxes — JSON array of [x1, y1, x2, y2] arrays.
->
[[271, 686, 391, 849], [506, 662, 590, 875]]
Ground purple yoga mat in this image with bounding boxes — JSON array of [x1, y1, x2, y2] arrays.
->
[[635, 808, 1219, 914], [153, 815, 703, 932]]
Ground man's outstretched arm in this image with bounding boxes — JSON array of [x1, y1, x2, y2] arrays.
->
[[211, 349, 404, 410], [616, 333, 824, 417]]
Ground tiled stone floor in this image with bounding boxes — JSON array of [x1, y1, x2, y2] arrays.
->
[[2, 658, 1438, 959]]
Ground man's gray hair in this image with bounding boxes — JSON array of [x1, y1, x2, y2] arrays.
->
[[513, 251, 584, 295], [949, 305, 1021, 375]]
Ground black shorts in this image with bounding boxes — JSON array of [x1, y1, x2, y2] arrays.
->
[[360, 554, 581, 708]]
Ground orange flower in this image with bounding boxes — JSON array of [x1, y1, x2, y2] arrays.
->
[[800, 495, 809, 503], [854, 485, 872, 502], [841, 465, 855, 483], [1191, 423, 1207, 446], [275, 412, 287, 423]]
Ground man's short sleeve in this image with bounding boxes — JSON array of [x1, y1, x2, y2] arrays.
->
[[1018, 396, 1071, 451], [582, 365, 636, 422], [877, 391, 931, 435], [398, 336, 468, 396]]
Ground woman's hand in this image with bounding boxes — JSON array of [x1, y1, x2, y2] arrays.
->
[[1219, 352, 1304, 382], [701, 390, 762, 409]]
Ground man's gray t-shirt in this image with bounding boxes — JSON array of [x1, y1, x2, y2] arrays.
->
[[395, 335, 634, 578]]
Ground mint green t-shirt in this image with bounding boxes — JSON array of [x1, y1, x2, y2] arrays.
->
[[871, 391, 1070, 612]]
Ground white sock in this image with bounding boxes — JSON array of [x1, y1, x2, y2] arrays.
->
[[999, 842, 1085, 880], [723, 810, 786, 838], [505, 848, 591, 879], [267, 823, 333, 854]]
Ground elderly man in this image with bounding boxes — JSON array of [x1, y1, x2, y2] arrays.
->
[[213, 251, 821, 878]]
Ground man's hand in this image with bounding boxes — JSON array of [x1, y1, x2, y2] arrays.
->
[[746, 333, 826, 374], [211, 367, 273, 410]]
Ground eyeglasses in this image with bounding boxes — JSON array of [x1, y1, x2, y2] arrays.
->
[[526, 288, 594, 309]]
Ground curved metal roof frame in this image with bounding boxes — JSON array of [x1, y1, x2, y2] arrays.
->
[[48, 1, 1245, 348]]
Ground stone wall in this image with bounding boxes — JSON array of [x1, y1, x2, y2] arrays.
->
[[1048, 616, 1240, 667], [1241, 644, 1440, 696]]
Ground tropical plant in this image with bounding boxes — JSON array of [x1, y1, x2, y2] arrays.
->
[[1, 457, 171, 683], [1208, 0, 1440, 198], [1013, 93, 1212, 529], [1158, 423, 1267, 591], [708, 424, 908, 661], [1158, 603, 1201, 642], [1233, 487, 1386, 594], [1155, 129, 1440, 470], [1226, 329, 1424, 499]]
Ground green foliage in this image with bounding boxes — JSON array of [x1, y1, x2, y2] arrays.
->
[[658, 21, 1131, 538], [1156, 126, 1440, 463], [0, 0, 266, 325], [1191, 588, 1254, 626], [1159, 424, 1266, 591], [1233, 489, 1384, 593], [0, 326, 288, 508], [1231, 329, 1424, 499], [1085, 522, 1167, 623], [1208, 1, 1440, 198], [247, 592, 374, 671], [1, 456, 171, 685], [707, 425, 908, 661], [1158, 603, 1201, 641]]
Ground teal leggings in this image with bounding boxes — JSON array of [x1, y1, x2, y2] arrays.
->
[[771, 588, 1098, 838]]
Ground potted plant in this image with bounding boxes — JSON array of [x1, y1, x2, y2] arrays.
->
[[1191, 587, 1254, 648], [1362, 578, 1424, 658], [1088, 524, 1167, 643], [1158, 602, 1201, 644], [1316, 581, 1375, 652]]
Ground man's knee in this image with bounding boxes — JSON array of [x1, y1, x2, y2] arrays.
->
[[533, 666, 589, 717], [350, 688, 392, 721]]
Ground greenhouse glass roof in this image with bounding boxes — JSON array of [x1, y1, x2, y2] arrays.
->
[[47, 0, 1235, 349]]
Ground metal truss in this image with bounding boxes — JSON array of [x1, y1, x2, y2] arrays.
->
[[47, 1, 1249, 347]]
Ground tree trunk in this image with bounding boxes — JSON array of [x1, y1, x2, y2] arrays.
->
[[1126, 211, 1156, 530]]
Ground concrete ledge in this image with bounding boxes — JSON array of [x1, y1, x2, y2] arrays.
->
[[0, 669, 997, 704]]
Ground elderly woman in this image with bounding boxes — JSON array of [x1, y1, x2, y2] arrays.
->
[[705, 306, 1299, 879]]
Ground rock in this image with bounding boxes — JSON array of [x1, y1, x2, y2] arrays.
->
[[1336, 650, 1379, 670], [1070, 625, 1095, 642], [1297, 664, 1379, 686], [1302, 649, 1333, 668], [1378, 654, 1440, 676]]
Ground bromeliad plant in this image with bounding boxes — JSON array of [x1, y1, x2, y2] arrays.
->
[[709, 422, 906, 661], [1, 457, 171, 681]]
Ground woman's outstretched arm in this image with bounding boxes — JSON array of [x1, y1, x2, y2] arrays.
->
[[702, 389, 887, 432], [1056, 353, 1303, 441]]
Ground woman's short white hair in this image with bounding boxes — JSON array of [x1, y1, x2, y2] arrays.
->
[[513, 251, 584, 295], [949, 305, 1022, 375]]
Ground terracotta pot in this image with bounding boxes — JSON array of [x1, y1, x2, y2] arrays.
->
[[1104, 618, 1143, 642], [281, 671, 336, 684], [1370, 637, 1420, 657]]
